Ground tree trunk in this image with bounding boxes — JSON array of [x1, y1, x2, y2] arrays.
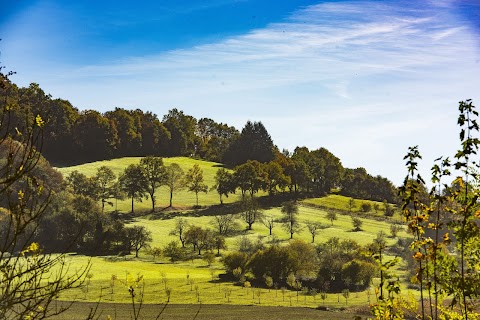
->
[[290, 231, 293, 239], [150, 192, 155, 212], [170, 191, 173, 207], [196, 192, 199, 206], [269, 228, 272, 236], [131, 197, 134, 213]]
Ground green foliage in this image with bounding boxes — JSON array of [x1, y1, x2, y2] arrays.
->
[[164, 163, 185, 207], [326, 210, 337, 225], [185, 164, 209, 206], [241, 196, 263, 230], [383, 199, 395, 217], [163, 240, 184, 262], [140, 156, 166, 212], [211, 167, 235, 204], [126, 225, 152, 258], [351, 216, 363, 231], [348, 198, 356, 212], [0, 66, 88, 318], [203, 252, 216, 266], [340, 167, 397, 203], [223, 120, 275, 166], [119, 164, 148, 213], [281, 201, 301, 239], [291, 147, 343, 194], [371, 99, 480, 320], [223, 252, 249, 274], [96, 166, 117, 213], [360, 202, 372, 212]]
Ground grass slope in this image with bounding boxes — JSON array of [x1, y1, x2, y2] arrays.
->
[[55, 157, 410, 312], [57, 157, 237, 212]]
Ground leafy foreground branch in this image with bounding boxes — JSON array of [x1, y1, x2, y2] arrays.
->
[[371, 99, 480, 320], [1, 68, 89, 319]]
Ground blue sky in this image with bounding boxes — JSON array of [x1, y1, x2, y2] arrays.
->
[[1, 0, 479, 185]]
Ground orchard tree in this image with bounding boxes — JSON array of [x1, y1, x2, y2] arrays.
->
[[281, 201, 301, 239], [351, 217, 363, 231], [306, 221, 328, 243], [241, 196, 262, 230], [65, 170, 98, 199], [163, 241, 183, 262], [326, 211, 337, 225], [126, 226, 152, 258], [95, 166, 117, 214], [211, 214, 237, 236], [213, 234, 227, 255], [169, 217, 189, 247], [262, 215, 276, 236], [265, 161, 289, 195], [185, 164, 208, 207], [211, 168, 235, 204], [119, 164, 148, 213], [140, 156, 166, 212], [163, 163, 185, 207], [348, 198, 356, 212]]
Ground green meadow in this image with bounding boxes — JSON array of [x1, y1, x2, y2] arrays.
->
[[57, 157, 239, 211], [56, 157, 409, 313]]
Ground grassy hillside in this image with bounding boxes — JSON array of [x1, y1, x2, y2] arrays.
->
[[55, 157, 410, 311], [302, 194, 401, 221], [57, 157, 238, 211]]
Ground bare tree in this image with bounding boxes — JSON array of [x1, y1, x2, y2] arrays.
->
[[262, 215, 275, 235], [211, 214, 237, 236], [305, 221, 328, 243], [163, 163, 185, 207], [169, 217, 189, 247], [241, 196, 263, 230]]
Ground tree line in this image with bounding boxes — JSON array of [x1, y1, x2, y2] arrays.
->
[[1, 81, 397, 203]]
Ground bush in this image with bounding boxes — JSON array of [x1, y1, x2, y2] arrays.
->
[[203, 252, 216, 266], [360, 202, 372, 212], [163, 240, 184, 262], [222, 251, 249, 273], [351, 217, 363, 231]]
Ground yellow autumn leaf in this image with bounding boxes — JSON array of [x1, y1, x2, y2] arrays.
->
[[36, 114, 45, 127], [413, 252, 423, 260]]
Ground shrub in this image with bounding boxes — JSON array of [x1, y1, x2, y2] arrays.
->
[[361, 202, 372, 212]]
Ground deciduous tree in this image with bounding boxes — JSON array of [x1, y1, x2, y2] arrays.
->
[[119, 164, 148, 213], [126, 226, 152, 258], [163, 163, 185, 207], [95, 166, 117, 214], [211, 168, 235, 204], [185, 164, 208, 207], [140, 156, 166, 212], [281, 201, 300, 239]]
